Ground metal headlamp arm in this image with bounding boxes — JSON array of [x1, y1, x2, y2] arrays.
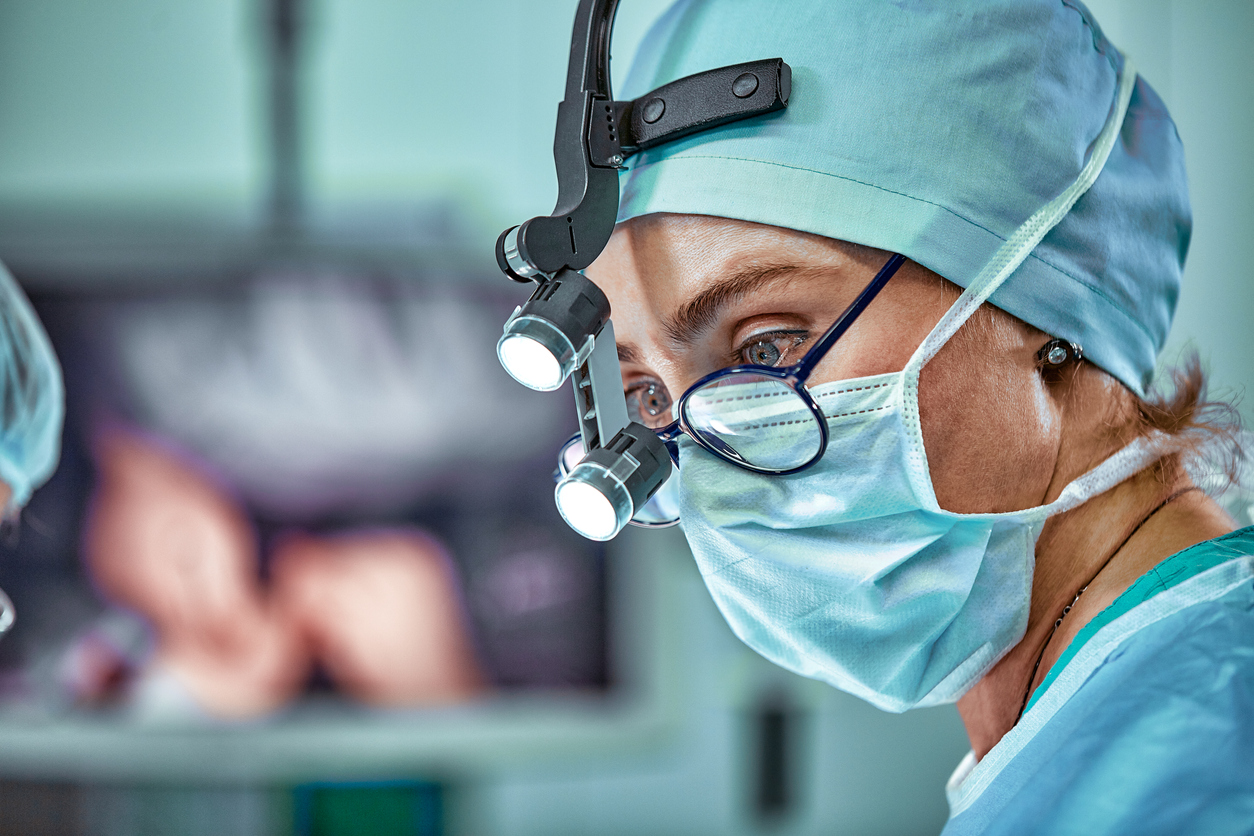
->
[[494, 0, 791, 538], [496, 0, 791, 281]]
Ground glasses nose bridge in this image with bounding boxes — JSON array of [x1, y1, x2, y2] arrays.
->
[[663, 438, 680, 466]]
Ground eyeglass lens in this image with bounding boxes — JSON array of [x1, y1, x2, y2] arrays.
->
[[681, 372, 822, 472]]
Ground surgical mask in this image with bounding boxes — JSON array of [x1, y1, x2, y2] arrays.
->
[[675, 57, 1143, 712]]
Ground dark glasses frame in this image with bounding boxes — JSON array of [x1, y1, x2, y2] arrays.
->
[[651, 253, 907, 474]]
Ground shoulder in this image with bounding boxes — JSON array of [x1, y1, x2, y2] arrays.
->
[[1049, 530, 1254, 742], [946, 546, 1254, 836], [1079, 527, 1254, 705]]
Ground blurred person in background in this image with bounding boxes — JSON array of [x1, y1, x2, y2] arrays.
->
[[0, 261, 65, 634], [271, 528, 485, 706], [84, 428, 307, 718]]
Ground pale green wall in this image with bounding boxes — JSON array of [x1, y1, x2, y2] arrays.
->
[[0, 0, 259, 206], [1084, 0, 1254, 418], [0, 0, 672, 229], [307, 0, 672, 230]]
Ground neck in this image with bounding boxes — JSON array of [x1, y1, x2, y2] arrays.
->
[[956, 457, 1234, 759]]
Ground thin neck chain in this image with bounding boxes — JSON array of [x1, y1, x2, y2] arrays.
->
[[1015, 485, 1199, 722]]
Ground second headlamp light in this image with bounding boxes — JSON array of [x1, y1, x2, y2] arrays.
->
[[497, 263, 608, 394], [497, 262, 673, 542]]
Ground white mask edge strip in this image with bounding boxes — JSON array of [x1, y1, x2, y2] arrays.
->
[[1044, 429, 1171, 516]]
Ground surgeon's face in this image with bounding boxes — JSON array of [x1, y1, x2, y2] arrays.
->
[[585, 213, 1061, 515]]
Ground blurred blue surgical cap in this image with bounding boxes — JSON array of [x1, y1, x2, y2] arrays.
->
[[617, 0, 1190, 398], [0, 262, 63, 512]]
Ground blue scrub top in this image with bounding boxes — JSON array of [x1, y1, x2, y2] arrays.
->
[[943, 526, 1254, 835]]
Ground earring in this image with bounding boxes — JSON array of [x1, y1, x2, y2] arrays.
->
[[1036, 338, 1083, 369]]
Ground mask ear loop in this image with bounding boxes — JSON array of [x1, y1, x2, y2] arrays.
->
[[897, 53, 1137, 505]]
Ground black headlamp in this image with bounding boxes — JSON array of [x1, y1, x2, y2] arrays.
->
[[495, 0, 790, 540]]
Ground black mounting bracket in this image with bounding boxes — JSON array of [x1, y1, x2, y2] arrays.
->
[[497, 0, 790, 282]]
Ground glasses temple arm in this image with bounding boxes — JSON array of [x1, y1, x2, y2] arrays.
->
[[794, 253, 906, 379]]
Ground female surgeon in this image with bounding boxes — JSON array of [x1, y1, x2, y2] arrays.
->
[[582, 0, 1254, 832]]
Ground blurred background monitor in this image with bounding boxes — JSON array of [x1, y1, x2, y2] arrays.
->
[[0, 0, 1249, 834]]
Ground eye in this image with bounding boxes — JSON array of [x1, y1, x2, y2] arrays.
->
[[737, 331, 808, 367], [625, 379, 673, 429], [743, 340, 782, 366]]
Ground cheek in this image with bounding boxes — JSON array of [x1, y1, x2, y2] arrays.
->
[[807, 267, 963, 384], [917, 326, 1061, 514]]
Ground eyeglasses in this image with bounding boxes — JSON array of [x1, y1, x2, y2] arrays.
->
[[646, 252, 906, 475], [555, 252, 905, 529]]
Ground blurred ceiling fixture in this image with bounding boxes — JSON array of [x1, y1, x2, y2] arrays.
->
[[0, 0, 477, 292], [266, 0, 305, 237]]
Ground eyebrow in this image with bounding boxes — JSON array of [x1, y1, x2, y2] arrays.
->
[[614, 263, 841, 369], [661, 263, 825, 347]]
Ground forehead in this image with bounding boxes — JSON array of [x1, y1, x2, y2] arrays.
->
[[586, 214, 866, 308]]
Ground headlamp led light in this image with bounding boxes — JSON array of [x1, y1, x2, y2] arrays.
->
[[557, 433, 681, 529], [555, 424, 672, 541], [497, 269, 610, 392]]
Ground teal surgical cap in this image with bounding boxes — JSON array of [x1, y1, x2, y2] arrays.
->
[[617, 0, 1190, 398], [0, 262, 63, 513]]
